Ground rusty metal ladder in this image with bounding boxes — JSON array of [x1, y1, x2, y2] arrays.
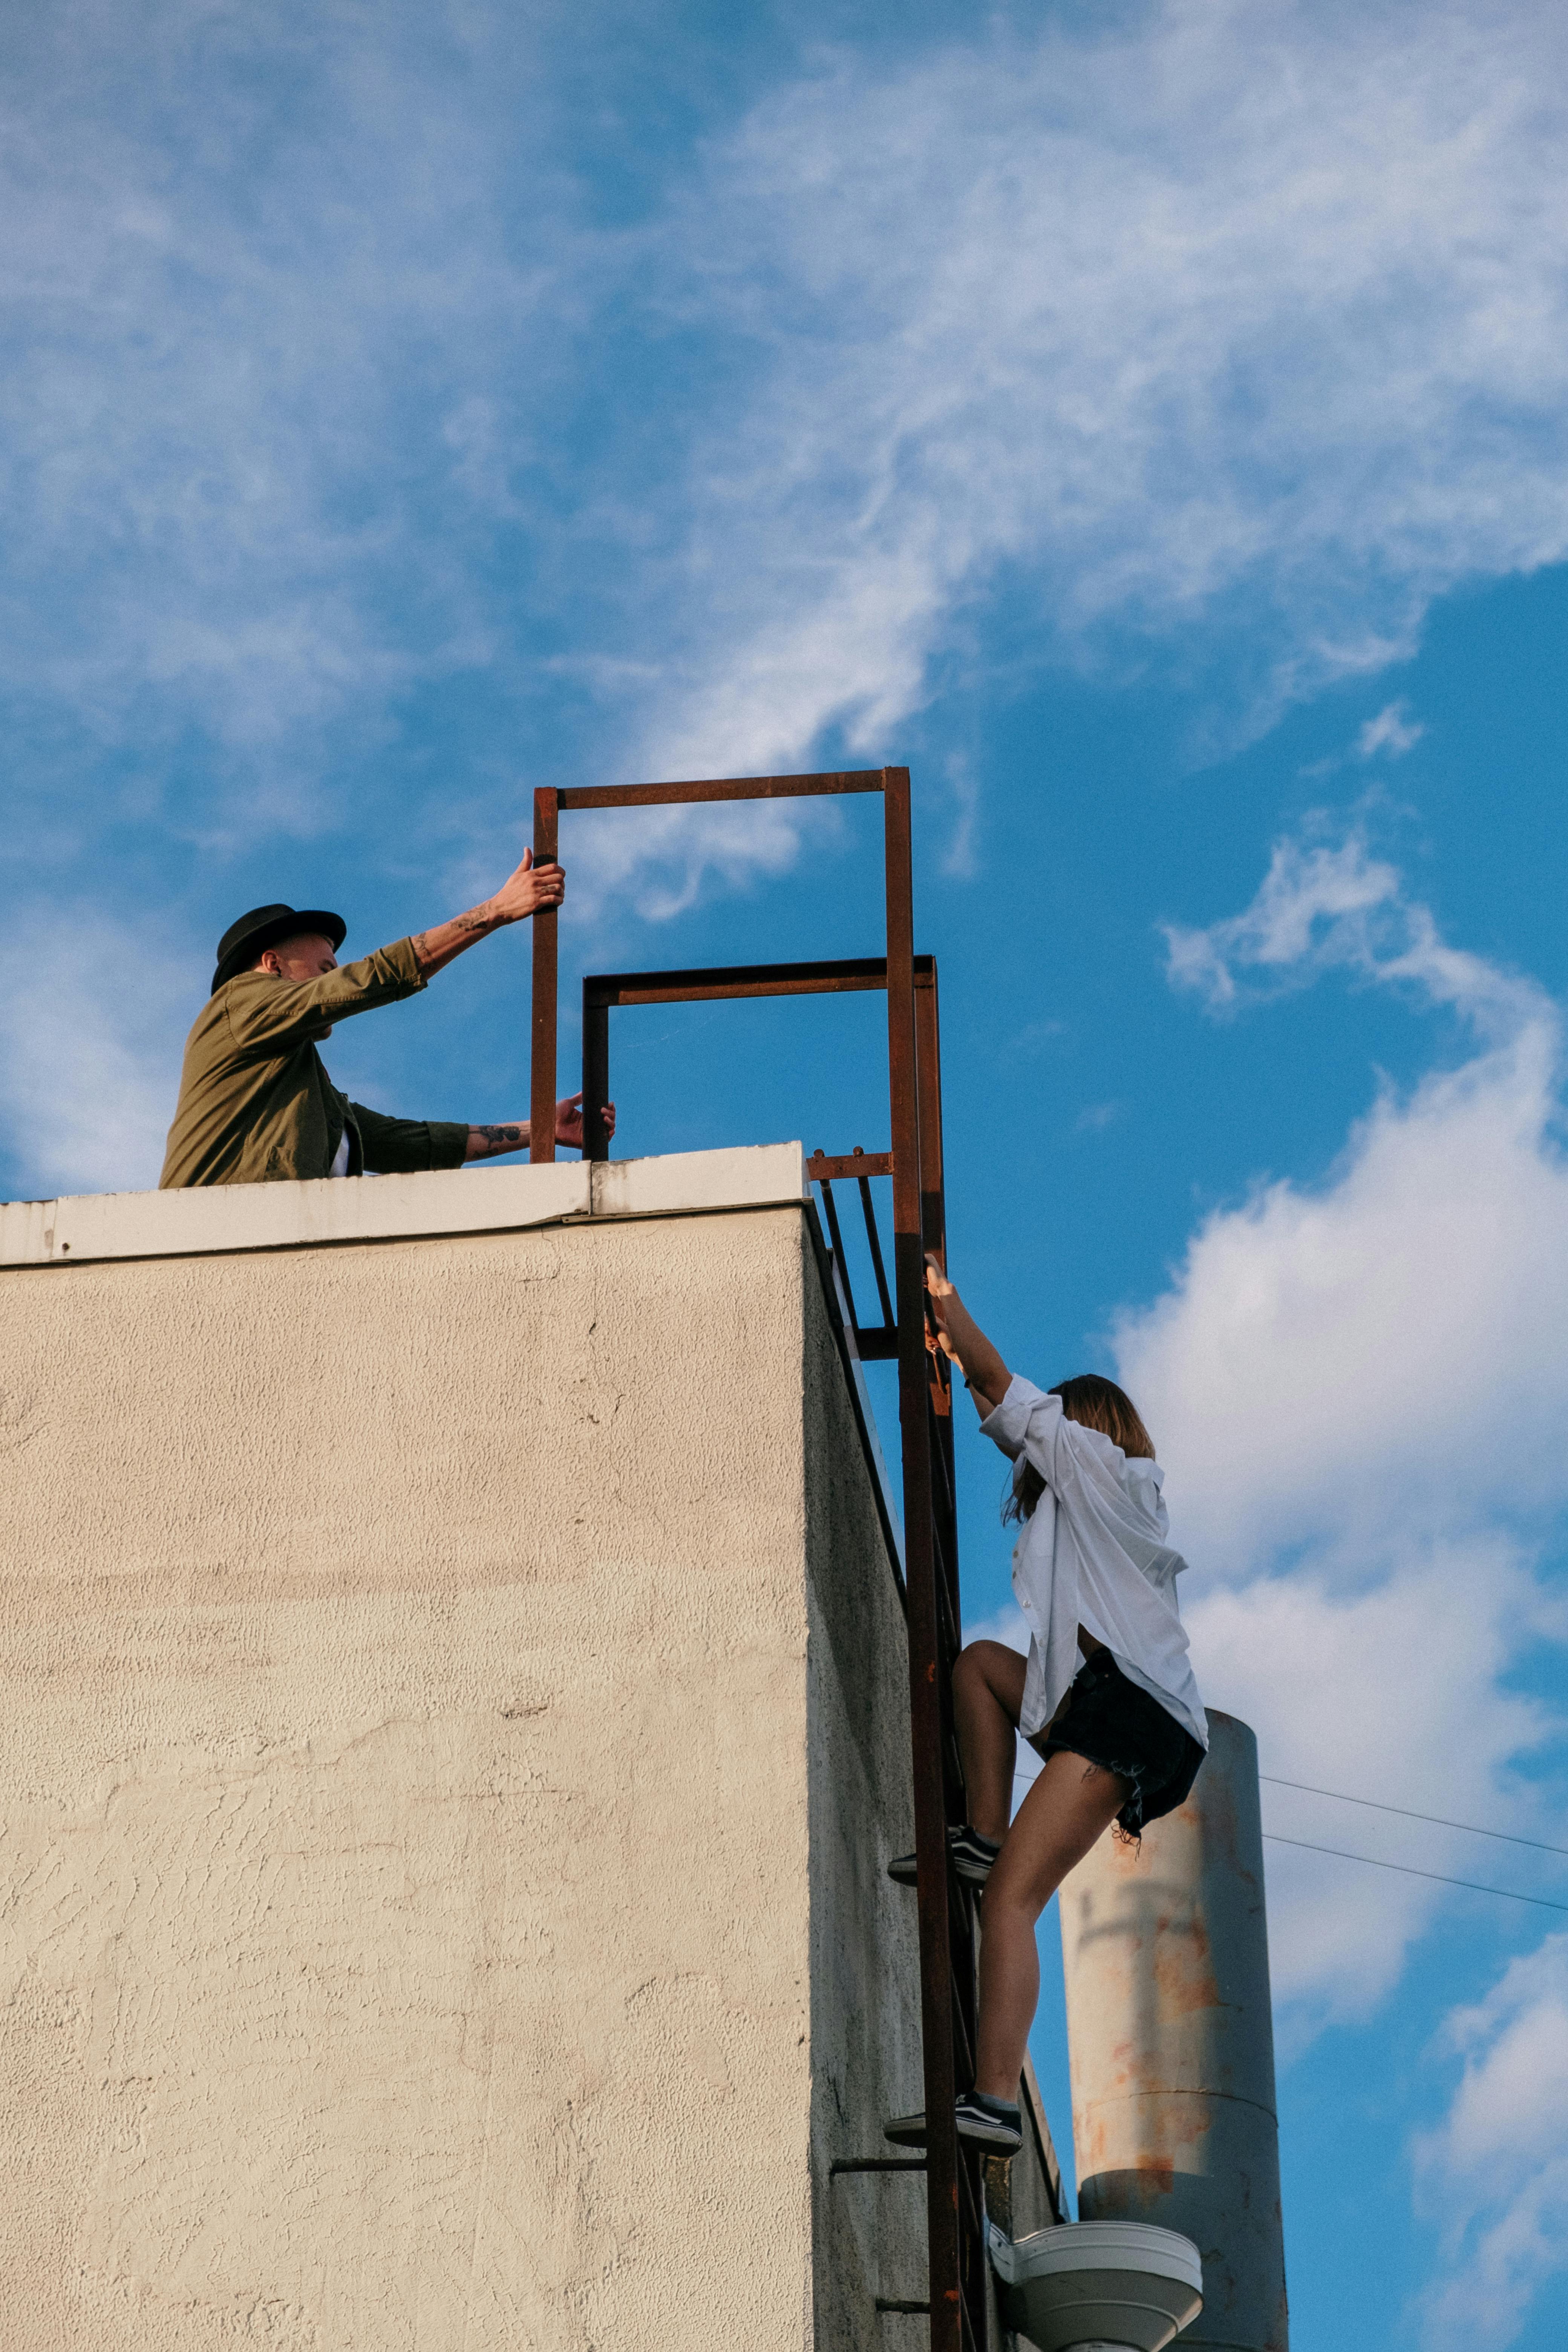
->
[[527, 765, 988, 2352]]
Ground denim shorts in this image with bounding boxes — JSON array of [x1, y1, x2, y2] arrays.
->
[[1037, 1648, 1205, 1838]]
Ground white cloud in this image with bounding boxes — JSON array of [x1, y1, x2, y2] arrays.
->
[[560, 796, 840, 927], [1003, 1018, 1068, 1058], [1187, 1547, 1558, 2027], [0, 5, 882, 926], [640, 0, 1568, 770], [1073, 1101, 1123, 1135], [1160, 833, 1406, 1013], [0, 908, 192, 1196], [1140, 833, 1565, 1557], [8, 0, 1568, 901], [0, 1, 562, 827], [1357, 699, 1425, 760], [1114, 824, 1568, 2023], [1414, 1933, 1568, 2349]]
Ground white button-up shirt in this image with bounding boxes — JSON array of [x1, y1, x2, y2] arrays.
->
[[978, 1375, 1207, 1751]]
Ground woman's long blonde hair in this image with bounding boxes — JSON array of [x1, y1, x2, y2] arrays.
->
[[1003, 1374, 1154, 1523]]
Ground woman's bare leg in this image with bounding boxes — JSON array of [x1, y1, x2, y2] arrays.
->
[[951, 1641, 1028, 1843], [974, 1748, 1128, 2098]]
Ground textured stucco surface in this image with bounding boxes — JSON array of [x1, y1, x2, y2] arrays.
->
[[0, 1198, 920, 2349]]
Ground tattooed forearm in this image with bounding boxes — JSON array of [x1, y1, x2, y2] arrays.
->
[[466, 1122, 530, 1161], [412, 907, 499, 971], [409, 854, 565, 975]]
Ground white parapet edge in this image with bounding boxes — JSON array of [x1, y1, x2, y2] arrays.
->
[[589, 1143, 808, 1220], [0, 1143, 809, 1268]]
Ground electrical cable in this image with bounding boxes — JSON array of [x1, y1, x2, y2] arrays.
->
[[1259, 1775, 1568, 1859], [1262, 1833, 1568, 1913]]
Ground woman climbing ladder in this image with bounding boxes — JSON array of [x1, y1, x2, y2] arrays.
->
[[894, 1255, 1209, 2156]]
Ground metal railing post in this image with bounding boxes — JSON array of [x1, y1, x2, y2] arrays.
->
[[914, 964, 947, 1269], [581, 981, 611, 1163], [530, 787, 559, 1162]]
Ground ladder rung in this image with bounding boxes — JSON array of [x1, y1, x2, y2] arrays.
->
[[830, 2156, 928, 2175]]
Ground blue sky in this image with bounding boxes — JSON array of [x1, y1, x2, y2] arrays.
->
[[4, 3, 1568, 2344]]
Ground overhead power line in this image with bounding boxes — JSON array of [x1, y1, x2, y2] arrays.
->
[[1259, 1775, 1568, 1860], [1262, 1833, 1568, 1914]]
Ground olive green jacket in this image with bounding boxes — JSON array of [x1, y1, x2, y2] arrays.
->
[[159, 937, 470, 1188]]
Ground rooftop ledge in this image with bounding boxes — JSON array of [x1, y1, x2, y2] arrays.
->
[[0, 1144, 810, 1269]]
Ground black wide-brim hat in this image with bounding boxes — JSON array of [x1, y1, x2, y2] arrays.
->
[[212, 902, 348, 994]]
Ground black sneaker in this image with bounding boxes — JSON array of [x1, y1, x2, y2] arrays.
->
[[883, 2098, 1023, 2157], [887, 1824, 1002, 1888], [954, 2092, 1022, 2156]]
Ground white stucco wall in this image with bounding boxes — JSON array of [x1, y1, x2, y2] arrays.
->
[[0, 1154, 925, 2350]]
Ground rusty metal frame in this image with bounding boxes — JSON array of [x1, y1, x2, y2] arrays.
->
[[529, 767, 984, 2352], [580, 958, 919, 1360]]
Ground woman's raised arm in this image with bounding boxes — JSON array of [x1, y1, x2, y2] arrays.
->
[[924, 1256, 1012, 1416]]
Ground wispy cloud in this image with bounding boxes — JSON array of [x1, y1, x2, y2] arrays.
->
[[8, 0, 1568, 917], [639, 0, 1568, 773], [1357, 700, 1425, 760], [0, 1, 568, 836], [1415, 1933, 1568, 2349], [1004, 1018, 1068, 1057], [1073, 1100, 1122, 1135], [1160, 827, 1539, 1036]]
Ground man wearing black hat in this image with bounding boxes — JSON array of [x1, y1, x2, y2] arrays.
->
[[160, 850, 612, 1187]]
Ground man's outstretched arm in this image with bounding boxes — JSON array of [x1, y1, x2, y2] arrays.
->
[[412, 849, 565, 976], [351, 1093, 617, 1172], [464, 1093, 617, 1160]]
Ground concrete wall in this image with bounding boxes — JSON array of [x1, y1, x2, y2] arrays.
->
[[0, 1154, 923, 2350]]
